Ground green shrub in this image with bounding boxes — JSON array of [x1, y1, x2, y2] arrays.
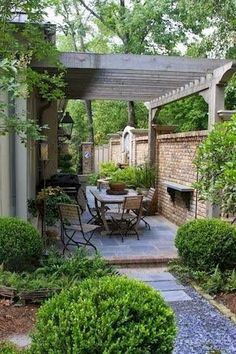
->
[[100, 161, 118, 177], [87, 173, 99, 185], [31, 276, 176, 354], [175, 219, 236, 271], [111, 166, 137, 186], [0, 249, 115, 296], [0, 341, 26, 353], [0, 217, 43, 271], [36, 248, 116, 280], [134, 163, 156, 188]]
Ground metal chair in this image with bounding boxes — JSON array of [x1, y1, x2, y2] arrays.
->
[[80, 189, 108, 225], [109, 195, 143, 242], [58, 203, 99, 254]]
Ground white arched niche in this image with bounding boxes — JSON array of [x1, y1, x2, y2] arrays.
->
[[121, 125, 134, 165]]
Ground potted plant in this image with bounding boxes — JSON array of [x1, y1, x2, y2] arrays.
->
[[109, 174, 126, 192], [28, 186, 72, 239]]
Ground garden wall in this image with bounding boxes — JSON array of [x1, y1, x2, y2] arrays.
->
[[132, 135, 148, 165], [109, 138, 121, 164], [157, 130, 208, 225]]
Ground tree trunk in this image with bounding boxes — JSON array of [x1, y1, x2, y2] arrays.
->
[[84, 100, 94, 143], [69, 0, 95, 144], [127, 101, 136, 127]]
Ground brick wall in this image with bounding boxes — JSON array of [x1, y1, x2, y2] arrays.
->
[[157, 131, 208, 225], [133, 136, 148, 165], [109, 139, 121, 164]]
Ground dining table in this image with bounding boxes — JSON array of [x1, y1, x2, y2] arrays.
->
[[90, 188, 137, 234]]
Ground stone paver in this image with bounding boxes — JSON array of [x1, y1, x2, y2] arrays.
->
[[118, 268, 175, 281], [8, 334, 31, 348], [119, 268, 191, 302], [148, 280, 185, 291], [161, 290, 192, 302]]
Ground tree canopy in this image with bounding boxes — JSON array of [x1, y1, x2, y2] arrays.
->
[[194, 115, 236, 217], [0, 0, 65, 142]]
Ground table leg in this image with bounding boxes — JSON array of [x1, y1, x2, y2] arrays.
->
[[100, 202, 110, 235]]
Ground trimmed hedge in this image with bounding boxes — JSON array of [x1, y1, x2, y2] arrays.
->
[[175, 219, 236, 271], [0, 217, 43, 271], [31, 276, 176, 354]]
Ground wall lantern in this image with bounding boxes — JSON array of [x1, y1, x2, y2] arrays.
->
[[58, 111, 74, 141], [40, 142, 49, 161]]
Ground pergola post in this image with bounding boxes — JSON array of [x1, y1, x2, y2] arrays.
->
[[206, 83, 225, 218], [208, 83, 225, 130], [148, 107, 159, 164]]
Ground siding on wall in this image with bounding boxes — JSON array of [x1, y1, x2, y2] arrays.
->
[[157, 131, 208, 225]]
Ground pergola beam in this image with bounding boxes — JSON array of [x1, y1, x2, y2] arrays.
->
[[31, 52, 235, 103], [32, 52, 230, 73]]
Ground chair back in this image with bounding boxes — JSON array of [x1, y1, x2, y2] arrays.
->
[[123, 195, 143, 211], [58, 203, 82, 229], [122, 195, 143, 225], [144, 187, 158, 214], [146, 188, 156, 200]]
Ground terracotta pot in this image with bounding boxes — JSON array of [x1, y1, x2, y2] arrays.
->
[[109, 182, 126, 191]]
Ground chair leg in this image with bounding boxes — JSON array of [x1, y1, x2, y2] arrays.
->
[[82, 231, 97, 252], [134, 228, 140, 240], [142, 217, 151, 230]]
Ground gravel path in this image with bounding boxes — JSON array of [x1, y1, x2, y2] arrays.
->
[[120, 268, 236, 354], [172, 285, 236, 354]]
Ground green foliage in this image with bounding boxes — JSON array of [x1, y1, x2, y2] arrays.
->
[[0, 341, 24, 354], [58, 153, 76, 173], [100, 161, 118, 177], [99, 162, 155, 189], [170, 260, 236, 295], [110, 166, 137, 186], [0, 217, 43, 271], [28, 186, 73, 226], [0, 249, 115, 296], [31, 276, 176, 354], [87, 173, 100, 186], [93, 101, 148, 144], [134, 163, 156, 189], [159, 95, 208, 132], [175, 219, 236, 272], [204, 266, 225, 294], [225, 74, 236, 110], [194, 116, 236, 215], [0, 2, 65, 141]]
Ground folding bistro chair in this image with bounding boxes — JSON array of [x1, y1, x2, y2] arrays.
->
[[140, 187, 158, 229], [80, 189, 108, 225], [110, 195, 143, 242], [58, 203, 99, 254]]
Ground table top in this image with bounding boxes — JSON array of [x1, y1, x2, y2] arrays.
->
[[90, 189, 137, 204]]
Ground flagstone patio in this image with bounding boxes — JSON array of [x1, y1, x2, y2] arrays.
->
[[80, 187, 178, 264]]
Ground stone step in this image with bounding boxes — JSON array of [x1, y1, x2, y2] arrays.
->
[[106, 256, 177, 267]]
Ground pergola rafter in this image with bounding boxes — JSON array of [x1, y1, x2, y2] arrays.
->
[[31, 52, 235, 102]]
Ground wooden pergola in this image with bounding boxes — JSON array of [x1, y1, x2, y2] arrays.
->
[[33, 52, 236, 157], [33, 52, 236, 164]]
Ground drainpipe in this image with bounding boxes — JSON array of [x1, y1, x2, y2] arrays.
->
[[8, 94, 16, 216]]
